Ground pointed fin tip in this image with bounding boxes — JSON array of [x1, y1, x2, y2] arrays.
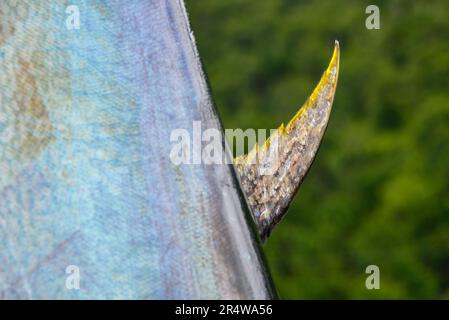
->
[[239, 40, 340, 162], [286, 40, 340, 132], [234, 42, 340, 241]]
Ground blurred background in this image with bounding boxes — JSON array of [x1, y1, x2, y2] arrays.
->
[[186, 0, 449, 299]]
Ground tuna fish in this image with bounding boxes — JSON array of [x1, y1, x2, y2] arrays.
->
[[0, 0, 339, 299]]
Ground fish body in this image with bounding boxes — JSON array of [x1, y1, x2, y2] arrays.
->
[[0, 0, 275, 299]]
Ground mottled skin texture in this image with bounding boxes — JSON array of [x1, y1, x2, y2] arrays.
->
[[0, 0, 275, 299], [235, 44, 340, 240]]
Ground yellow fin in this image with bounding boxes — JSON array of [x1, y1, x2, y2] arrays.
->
[[234, 41, 340, 241]]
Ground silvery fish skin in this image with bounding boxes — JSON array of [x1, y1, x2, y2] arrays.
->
[[0, 0, 276, 299]]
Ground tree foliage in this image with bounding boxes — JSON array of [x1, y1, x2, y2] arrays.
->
[[187, 0, 449, 298]]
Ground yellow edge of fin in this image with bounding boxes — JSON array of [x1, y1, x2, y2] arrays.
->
[[285, 40, 340, 132], [234, 41, 340, 165]]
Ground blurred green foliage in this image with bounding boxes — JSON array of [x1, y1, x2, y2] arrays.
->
[[186, 0, 449, 299]]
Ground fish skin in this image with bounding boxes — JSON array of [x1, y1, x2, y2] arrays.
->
[[0, 0, 275, 299]]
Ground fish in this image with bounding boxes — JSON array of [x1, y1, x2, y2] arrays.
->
[[0, 0, 339, 299]]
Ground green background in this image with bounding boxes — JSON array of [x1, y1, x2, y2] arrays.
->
[[186, 0, 449, 299]]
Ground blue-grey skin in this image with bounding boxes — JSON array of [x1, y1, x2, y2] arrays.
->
[[0, 0, 276, 299]]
